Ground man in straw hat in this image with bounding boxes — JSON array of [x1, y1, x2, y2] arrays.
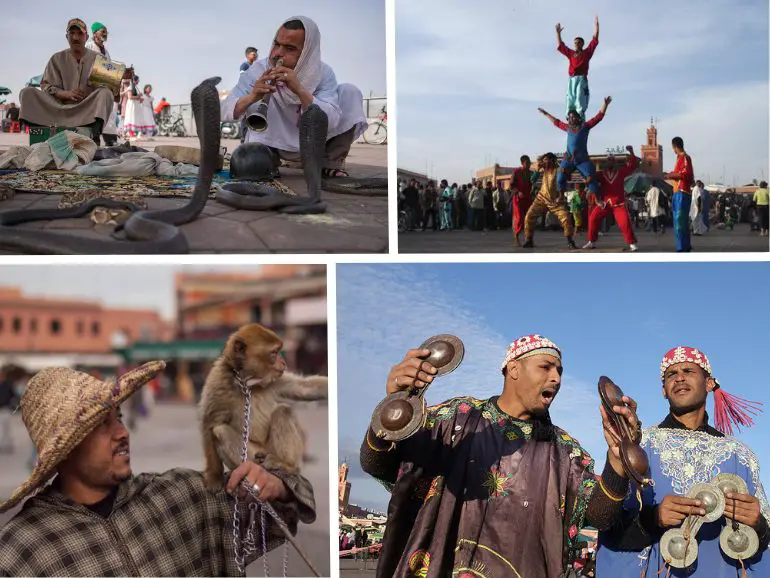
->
[[222, 16, 368, 180], [597, 346, 769, 576], [360, 334, 641, 578], [18, 18, 116, 145], [0, 361, 316, 576]]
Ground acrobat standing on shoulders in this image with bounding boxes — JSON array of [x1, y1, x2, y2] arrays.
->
[[556, 15, 599, 120], [537, 96, 612, 208]]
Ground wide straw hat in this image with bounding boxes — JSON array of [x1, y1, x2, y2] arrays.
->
[[0, 361, 166, 513]]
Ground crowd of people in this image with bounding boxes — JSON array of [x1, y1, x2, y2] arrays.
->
[[398, 174, 769, 246], [339, 526, 381, 560]]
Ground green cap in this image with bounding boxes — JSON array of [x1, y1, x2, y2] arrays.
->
[[91, 21, 106, 34]]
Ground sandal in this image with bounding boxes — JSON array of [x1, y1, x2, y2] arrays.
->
[[321, 168, 349, 178]]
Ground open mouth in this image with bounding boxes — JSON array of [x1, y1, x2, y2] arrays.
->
[[672, 385, 691, 396], [113, 446, 129, 458], [540, 388, 558, 405]]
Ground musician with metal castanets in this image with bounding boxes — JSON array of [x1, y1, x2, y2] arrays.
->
[[597, 346, 769, 577], [361, 333, 644, 578], [18, 18, 131, 145]]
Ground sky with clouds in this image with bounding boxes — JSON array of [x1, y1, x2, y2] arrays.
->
[[396, 0, 769, 186], [0, 265, 267, 319], [1, 0, 385, 105], [337, 262, 770, 512]]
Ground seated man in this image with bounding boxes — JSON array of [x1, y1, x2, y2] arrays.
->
[[221, 16, 367, 181], [19, 18, 115, 144]]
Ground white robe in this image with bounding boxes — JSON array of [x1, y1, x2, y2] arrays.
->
[[690, 185, 707, 234], [645, 186, 665, 217], [221, 58, 366, 152]]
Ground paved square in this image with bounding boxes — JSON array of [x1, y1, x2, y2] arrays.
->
[[398, 225, 769, 253]]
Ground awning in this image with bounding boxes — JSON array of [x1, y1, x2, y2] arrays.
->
[[286, 297, 327, 325], [116, 340, 226, 362]]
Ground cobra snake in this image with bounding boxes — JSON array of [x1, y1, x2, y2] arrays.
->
[[0, 77, 222, 254], [216, 104, 328, 214]]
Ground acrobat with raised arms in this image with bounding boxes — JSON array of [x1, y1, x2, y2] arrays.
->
[[556, 16, 599, 119], [537, 96, 612, 206]]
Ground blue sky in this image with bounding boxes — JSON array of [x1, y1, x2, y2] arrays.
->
[[396, 0, 769, 185], [337, 262, 770, 511], [1, 0, 385, 105]]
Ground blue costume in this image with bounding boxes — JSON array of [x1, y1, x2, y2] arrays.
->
[[552, 111, 604, 197], [597, 418, 770, 577]]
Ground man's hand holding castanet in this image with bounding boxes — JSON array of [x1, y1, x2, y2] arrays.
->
[[724, 492, 763, 530], [385, 349, 438, 395], [656, 495, 705, 528], [599, 394, 641, 477]]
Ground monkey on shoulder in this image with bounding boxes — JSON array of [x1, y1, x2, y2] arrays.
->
[[199, 323, 327, 492]]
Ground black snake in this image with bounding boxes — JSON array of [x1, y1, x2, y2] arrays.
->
[[0, 77, 222, 254], [216, 104, 328, 214]]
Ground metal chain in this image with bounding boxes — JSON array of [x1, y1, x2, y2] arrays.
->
[[231, 371, 289, 577]]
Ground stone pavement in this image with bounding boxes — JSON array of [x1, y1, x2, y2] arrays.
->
[[340, 558, 378, 575], [0, 402, 331, 577], [0, 133, 388, 254], [398, 224, 770, 253]]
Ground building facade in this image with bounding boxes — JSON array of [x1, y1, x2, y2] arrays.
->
[[397, 168, 430, 186], [0, 286, 169, 371], [338, 462, 352, 513], [118, 265, 328, 402]]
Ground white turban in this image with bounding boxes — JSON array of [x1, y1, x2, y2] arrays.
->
[[272, 15, 322, 108]]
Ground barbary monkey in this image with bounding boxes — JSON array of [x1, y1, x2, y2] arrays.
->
[[199, 323, 328, 491]]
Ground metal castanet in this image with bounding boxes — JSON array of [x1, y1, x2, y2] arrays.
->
[[87, 54, 126, 96], [660, 474, 760, 569], [370, 334, 464, 442], [715, 474, 760, 561], [597, 376, 653, 487], [245, 58, 284, 133]]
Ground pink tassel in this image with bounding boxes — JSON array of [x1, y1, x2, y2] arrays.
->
[[713, 386, 763, 436]]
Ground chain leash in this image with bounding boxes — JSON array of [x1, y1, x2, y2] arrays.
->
[[230, 370, 320, 577]]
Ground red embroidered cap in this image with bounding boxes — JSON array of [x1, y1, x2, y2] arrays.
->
[[501, 334, 561, 373], [660, 346, 711, 380], [660, 345, 762, 435]]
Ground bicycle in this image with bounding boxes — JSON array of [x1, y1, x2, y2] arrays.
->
[[363, 104, 387, 145], [156, 110, 187, 137]]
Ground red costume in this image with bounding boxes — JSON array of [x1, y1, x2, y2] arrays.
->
[[587, 155, 638, 245], [671, 152, 694, 194], [557, 37, 599, 77], [510, 167, 533, 235]]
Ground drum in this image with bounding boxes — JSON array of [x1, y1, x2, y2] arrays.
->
[[87, 54, 126, 97]]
